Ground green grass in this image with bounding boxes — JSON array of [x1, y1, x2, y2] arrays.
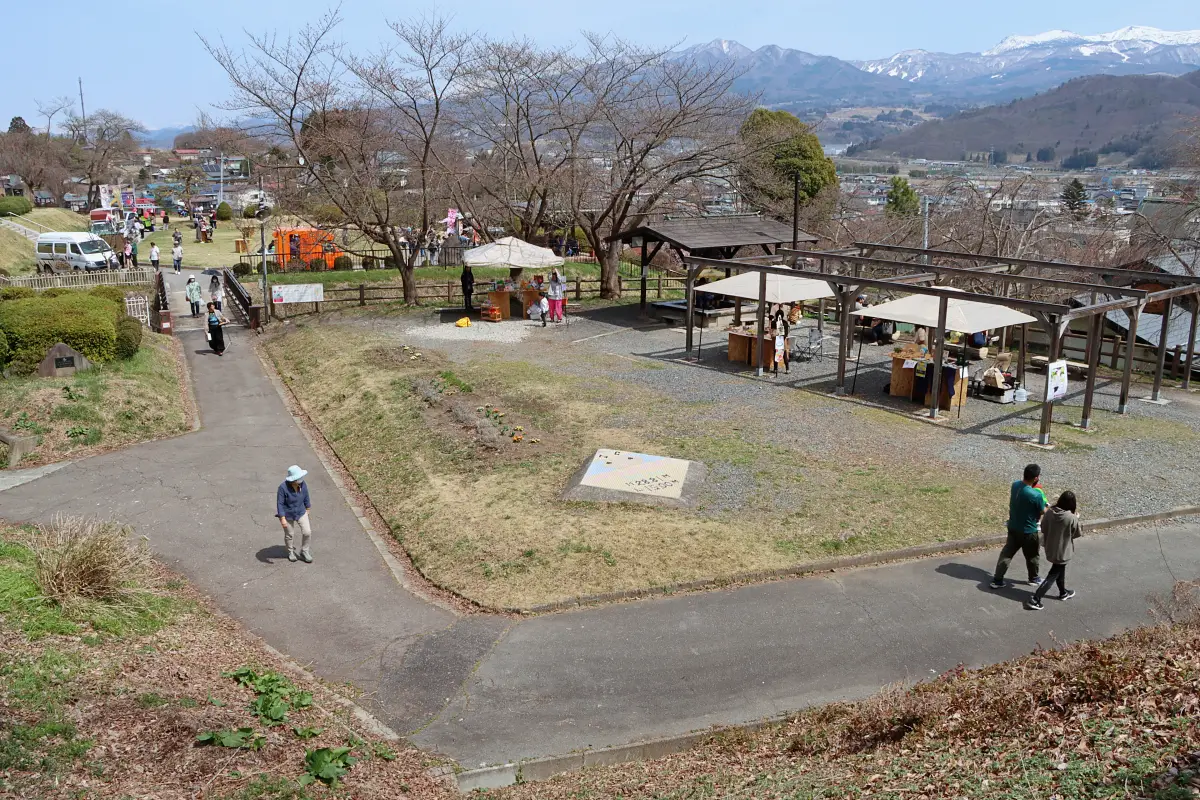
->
[[0, 332, 188, 468], [0, 224, 38, 275], [13, 208, 90, 232]]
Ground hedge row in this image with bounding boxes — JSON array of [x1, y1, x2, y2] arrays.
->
[[0, 196, 33, 217], [0, 292, 123, 371]]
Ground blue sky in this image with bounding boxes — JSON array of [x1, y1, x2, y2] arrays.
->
[[1, 0, 1196, 128]]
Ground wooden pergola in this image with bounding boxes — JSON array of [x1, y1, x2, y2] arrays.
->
[[680, 244, 1200, 446]]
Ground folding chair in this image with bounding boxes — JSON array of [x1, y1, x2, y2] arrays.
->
[[794, 326, 830, 362]]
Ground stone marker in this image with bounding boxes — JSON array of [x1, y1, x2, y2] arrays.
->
[[0, 428, 37, 467], [36, 343, 93, 378]]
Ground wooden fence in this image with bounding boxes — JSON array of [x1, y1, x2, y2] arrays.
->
[[1, 269, 157, 290]]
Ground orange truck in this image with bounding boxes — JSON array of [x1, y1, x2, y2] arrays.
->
[[272, 227, 344, 270]]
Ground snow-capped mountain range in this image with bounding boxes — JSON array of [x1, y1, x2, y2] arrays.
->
[[676, 27, 1200, 109]]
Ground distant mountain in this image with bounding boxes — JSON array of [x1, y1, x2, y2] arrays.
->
[[139, 125, 194, 149], [856, 26, 1200, 102], [856, 69, 1200, 165], [675, 39, 917, 110]]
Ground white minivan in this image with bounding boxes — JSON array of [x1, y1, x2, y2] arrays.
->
[[35, 232, 118, 273]]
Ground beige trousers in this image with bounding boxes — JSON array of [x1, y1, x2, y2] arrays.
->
[[283, 513, 312, 556]]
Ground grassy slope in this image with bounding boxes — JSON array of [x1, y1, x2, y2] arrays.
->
[[493, 589, 1200, 799], [14, 208, 90, 232], [0, 523, 454, 799], [0, 225, 37, 275], [0, 332, 189, 468], [265, 325, 1004, 610]]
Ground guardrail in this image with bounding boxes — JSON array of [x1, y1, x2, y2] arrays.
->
[[149, 271, 173, 334], [223, 268, 265, 331], [1, 268, 157, 289]]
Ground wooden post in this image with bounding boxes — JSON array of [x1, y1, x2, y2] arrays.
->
[[834, 287, 856, 395], [657, 273, 663, 299], [1184, 299, 1198, 391], [1172, 345, 1183, 379], [1118, 304, 1142, 414], [1080, 315, 1102, 430], [1038, 316, 1064, 446], [817, 258, 826, 338], [684, 264, 697, 357], [755, 269, 768, 377], [639, 240, 648, 314], [928, 296, 949, 419], [359, 284, 366, 306], [1109, 334, 1120, 369], [575, 277, 581, 300], [447, 281, 452, 303], [1150, 298, 1173, 402]]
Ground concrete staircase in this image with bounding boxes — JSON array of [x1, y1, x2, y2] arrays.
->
[[0, 217, 39, 241]]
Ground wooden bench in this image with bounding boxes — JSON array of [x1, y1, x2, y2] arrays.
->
[[650, 300, 757, 328], [1030, 355, 1090, 377]]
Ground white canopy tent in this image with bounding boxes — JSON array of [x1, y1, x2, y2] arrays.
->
[[850, 288, 1036, 333], [698, 272, 834, 304], [463, 237, 563, 269]]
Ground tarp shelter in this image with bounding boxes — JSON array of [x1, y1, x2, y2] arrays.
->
[[699, 272, 833, 304], [851, 288, 1036, 333], [463, 237, 563, 269]]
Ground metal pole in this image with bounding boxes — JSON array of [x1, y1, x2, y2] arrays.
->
[[1018, 323, 1028, 387], [1183, 299, 1198, 392], [928, 296, 949, 419], [1080, 315, 1102, 429], [684, 264, 696, 357], [258, 178, 268, 320], [639, 239, 648, 315], [817, 258, 825, 338], [755, 269, 767, 377], [218, 150, 225, 206], [1118, 305, 1142, 414], [1151, 298, 1173, 402]]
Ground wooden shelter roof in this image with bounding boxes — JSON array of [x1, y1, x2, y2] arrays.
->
[[619, 215, 816, 251]]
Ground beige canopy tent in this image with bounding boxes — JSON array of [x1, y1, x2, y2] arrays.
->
[[699, 272, 834, 304], [463, 236, 563, 269], [850, 288, 1037, 333]]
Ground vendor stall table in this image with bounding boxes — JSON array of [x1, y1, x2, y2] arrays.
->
[[487, 289, 512, 320], [728, 330, 791, 369], [889, 347, 969, 409]]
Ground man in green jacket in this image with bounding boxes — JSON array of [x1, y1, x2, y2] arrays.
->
[[990, 463, 1047, 589]]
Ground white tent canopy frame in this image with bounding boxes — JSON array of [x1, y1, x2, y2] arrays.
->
[[463, 237, 563, 269], [699, 272, 834, 304], [850, 288, 1037, 334]]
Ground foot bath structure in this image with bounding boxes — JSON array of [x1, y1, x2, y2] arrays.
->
[[562, 448, 707, 509]]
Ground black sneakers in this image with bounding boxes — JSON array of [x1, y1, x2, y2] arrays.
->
[[1025, 598, 1044, 611], [1059, 589, 1076, 601]]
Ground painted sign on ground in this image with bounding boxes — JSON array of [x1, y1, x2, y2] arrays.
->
[[579, 449, 689, 499], [271, 283, 325, 304]]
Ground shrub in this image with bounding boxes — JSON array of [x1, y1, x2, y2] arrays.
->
[[115, 317, 143, 359], [29, 515, 156, 615], [0, 328, 8, 366], [361, 256, 376, 271], [6, 349, 41, 376], [285, 259, 306, 272], [308, 257, 328, 271], [0, 286, 35, 301], [232, 262, 254, 277], [90, 285, 128, 306], [0, 293, 120, 364], [0, 195, 33, 217], [40, 287, 77, 299], [382, 255, 398, 269], [215, 201, 233, 221], [332, 255, 353, 271], [242, 203, 259, 219], [312, 204, 344, 225]]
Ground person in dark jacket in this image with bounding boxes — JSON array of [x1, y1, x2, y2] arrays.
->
[[276, 465, 313, 563], [461, 265, 475, 312], [1026, 491, 1081, 610]]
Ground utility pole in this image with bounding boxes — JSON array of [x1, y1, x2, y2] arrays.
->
[[921, 195, 930, 264], [77, 77, 87, 143], [218, 150, 225, 206]]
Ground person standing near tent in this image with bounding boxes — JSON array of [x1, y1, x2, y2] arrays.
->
[[770, 308, 790, 376], [546, 268, 567, 322], [990, 463, 1047, 589], [461, 265, 475, 312]]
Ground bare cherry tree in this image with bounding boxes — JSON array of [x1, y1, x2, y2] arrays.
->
[[63, 109, 144, 208]]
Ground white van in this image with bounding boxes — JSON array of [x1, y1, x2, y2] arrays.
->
[[35, 232, 118, 273]]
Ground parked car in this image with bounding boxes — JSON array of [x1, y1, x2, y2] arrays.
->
[[35, 232, 118, 273]]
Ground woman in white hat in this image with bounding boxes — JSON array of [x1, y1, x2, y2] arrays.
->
[[276, 465, 313, 563]]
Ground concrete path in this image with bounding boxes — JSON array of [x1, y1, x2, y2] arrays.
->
[[2, 280, 1197, 771]]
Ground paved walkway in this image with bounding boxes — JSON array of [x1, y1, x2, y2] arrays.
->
[[2, 279, 1197, 771]]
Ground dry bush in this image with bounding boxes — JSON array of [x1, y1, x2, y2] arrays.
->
[[1150, 578, 1200, 626], [29, 514, 158, 615]]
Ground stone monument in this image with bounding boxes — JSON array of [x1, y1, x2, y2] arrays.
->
[[36, 343, 93, 378]]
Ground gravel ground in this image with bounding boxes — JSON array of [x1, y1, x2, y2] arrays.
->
[[334, 304, 1200, 521]]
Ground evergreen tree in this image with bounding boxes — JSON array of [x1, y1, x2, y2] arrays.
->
[[7, 116, 30, 134], [1060, 178, 1088, 219], [886, 177, 920, 216], [738, 109, 837, 212]]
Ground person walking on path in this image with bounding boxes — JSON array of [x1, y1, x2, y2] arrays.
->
[[546, 268, 567, 322], [173, 227, 182, 247], [129, 239, 139, 268], [172, 242, 183, 273], [209, 275, 224, 311], [205, 301, 229, 356], [149, 243, 160, 270], [461, 265, 475, 312], [990, 463, 1048, 589], [185, 276, 203, 317], [1026, 491, 1081, 610], [276, 465, 313, 563]]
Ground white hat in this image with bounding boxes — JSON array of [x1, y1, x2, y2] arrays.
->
[[285, 465, 308, 482]]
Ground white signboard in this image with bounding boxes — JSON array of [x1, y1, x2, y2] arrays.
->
[[271, 284, 325, 304], [1047, 359, 1069, 401], [580, 449, 689, 500]]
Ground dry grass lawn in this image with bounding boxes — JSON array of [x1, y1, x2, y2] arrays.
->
[[265, 324, 1005, 610], [0, 333, 190, 468]]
